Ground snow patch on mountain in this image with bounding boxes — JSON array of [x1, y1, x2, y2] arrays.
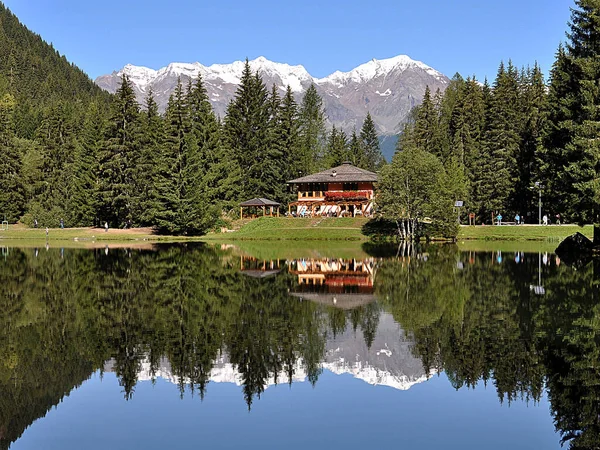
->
[[315, 55, 447, 86]]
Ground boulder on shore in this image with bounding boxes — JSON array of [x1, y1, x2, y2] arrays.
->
[[555, 232, 593, 269]]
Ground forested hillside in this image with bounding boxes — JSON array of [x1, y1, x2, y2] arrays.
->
[[0, 0, 386, 234]]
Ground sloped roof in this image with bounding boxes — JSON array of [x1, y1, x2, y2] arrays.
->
[[239, 198, 281, 207], [287, 162, 378, 184]]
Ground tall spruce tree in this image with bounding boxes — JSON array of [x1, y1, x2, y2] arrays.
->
[[298, 83, 327, 173], [187, 75, 224, 214], [324, 126, 348, 167], [223, 61, 279, 202], [545, 1, 600, 233], [478, 62, 522, 219], [517, 64, 547, 220], [413, 87, 439, 158], [134, 89, 163, 226], [155, 78, 208, 235], [97, 74, 141, 227], [360, 112, 384, 170], [348, 129, 367, 167], [34, 101, 78, 224], [277, 86, 301, 201], [68, 101, 105, 226], [0, 93, 24, 222]]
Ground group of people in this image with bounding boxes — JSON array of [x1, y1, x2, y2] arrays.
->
[[494, 213, 561, 226]]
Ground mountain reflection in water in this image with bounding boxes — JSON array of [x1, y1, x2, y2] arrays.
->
[[0, 243, 598, 449]]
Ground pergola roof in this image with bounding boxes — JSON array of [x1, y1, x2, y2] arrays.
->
[[287, 161, 378, 184], [239, 198, 281, 207]]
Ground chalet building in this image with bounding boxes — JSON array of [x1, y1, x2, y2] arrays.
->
[[289, 258, 376, 309], [287, 162, 378, 217]]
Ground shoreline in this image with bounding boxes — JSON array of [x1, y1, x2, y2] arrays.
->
[[0, 222, 591, 245]]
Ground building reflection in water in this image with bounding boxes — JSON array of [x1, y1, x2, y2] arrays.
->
[[289, 258, 376, 309]]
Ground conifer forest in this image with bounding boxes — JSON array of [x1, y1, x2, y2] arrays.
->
[[1, 1, 600, 235]]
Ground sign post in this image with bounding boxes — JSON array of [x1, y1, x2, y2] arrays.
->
[[455, 201, 464, 224]]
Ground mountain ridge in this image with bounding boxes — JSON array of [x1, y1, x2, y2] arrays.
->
[[96, 55, 450, 136]]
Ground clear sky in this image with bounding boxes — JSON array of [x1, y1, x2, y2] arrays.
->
[[4, 0, 573, 82]]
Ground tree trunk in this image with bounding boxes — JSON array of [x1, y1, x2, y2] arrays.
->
[[594, 224, 600, 248]]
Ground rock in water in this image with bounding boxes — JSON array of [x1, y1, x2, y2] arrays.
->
[[556, 232, 593, 268]]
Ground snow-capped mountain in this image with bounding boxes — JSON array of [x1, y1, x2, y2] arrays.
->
[[95, 55, 449, 135], [103, 313, 431, 392]]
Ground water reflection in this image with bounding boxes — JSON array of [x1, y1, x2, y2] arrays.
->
[[0, 244, 598, 449]]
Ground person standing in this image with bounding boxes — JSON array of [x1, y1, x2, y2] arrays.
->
[[515, 214, 520, 225], [496, 213, 502, 226], [105, 222, 109, 232], [60, 218, 64, 229], [543, 214, 548, 226], [45, 227, 49, 239]]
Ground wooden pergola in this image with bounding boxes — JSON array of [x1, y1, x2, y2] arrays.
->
[[239, 198, 281, 219]]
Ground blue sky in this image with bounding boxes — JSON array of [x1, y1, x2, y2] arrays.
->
[[4, 0, 573, 82]]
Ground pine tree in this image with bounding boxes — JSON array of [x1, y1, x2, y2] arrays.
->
[[360, 112, 384, 170], [348, 129, 367, 167], [516, 64, 547, 220], [187, 75, 223, 219], [413, 87, 439, 157], [68, 101, 105, 226], [298, 83, 327, 173], [34, 101, 78, 224], [223, 61, 279, 202], [0, 93, 24, 221], [478, 62, 522, 219], [97, 74, 141, 227], [545, 1, 600, 229], [155, 79, 187, 233], [324, 126, 348, 167], [134, 89, 163, 226], [277, 85, 301, 201]]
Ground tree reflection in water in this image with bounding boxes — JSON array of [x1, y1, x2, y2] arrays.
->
[[0, 243, 598, 449]]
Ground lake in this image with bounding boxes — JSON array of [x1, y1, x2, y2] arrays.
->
[[1, 242, 597, 450]]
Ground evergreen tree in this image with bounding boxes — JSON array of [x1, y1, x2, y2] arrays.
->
[[223, 61, 279, 202], [413, 87, 439, 157], [97, 75, 141, 227], [545, 1, 600, 229], [155, 78, 209, 234], [0, 93, 24, 221], [478, 62, 522, 219], [68, 101, 105, 226], [360, 112, 384, 170], [277, 86, 301, 201], [298, 83, 327, 173], [348, 129, 367, 167], [324, 126, 348, 167], [516, 64, 547, 220], [33, 101, 78, 225], [134, 89, 163, 226], [186, 76, 223, 218]]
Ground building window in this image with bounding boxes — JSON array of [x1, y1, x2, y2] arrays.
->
[[344, 183, 359, 191]]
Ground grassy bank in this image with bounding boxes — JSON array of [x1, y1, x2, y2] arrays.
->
[[458, 224, 592, 242], [0, 225, 204, 247], [204, 217, 368, 241]]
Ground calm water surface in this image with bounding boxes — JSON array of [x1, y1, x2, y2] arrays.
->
[[1, 243, 598, 449]]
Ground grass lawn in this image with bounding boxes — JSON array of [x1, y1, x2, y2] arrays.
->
[[458, 224, 592, 242], [0, 224, 204, 247], [204, 217, 369, 241]]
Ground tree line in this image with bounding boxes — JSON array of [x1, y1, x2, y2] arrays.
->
[[378, 0, 600, 229]]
